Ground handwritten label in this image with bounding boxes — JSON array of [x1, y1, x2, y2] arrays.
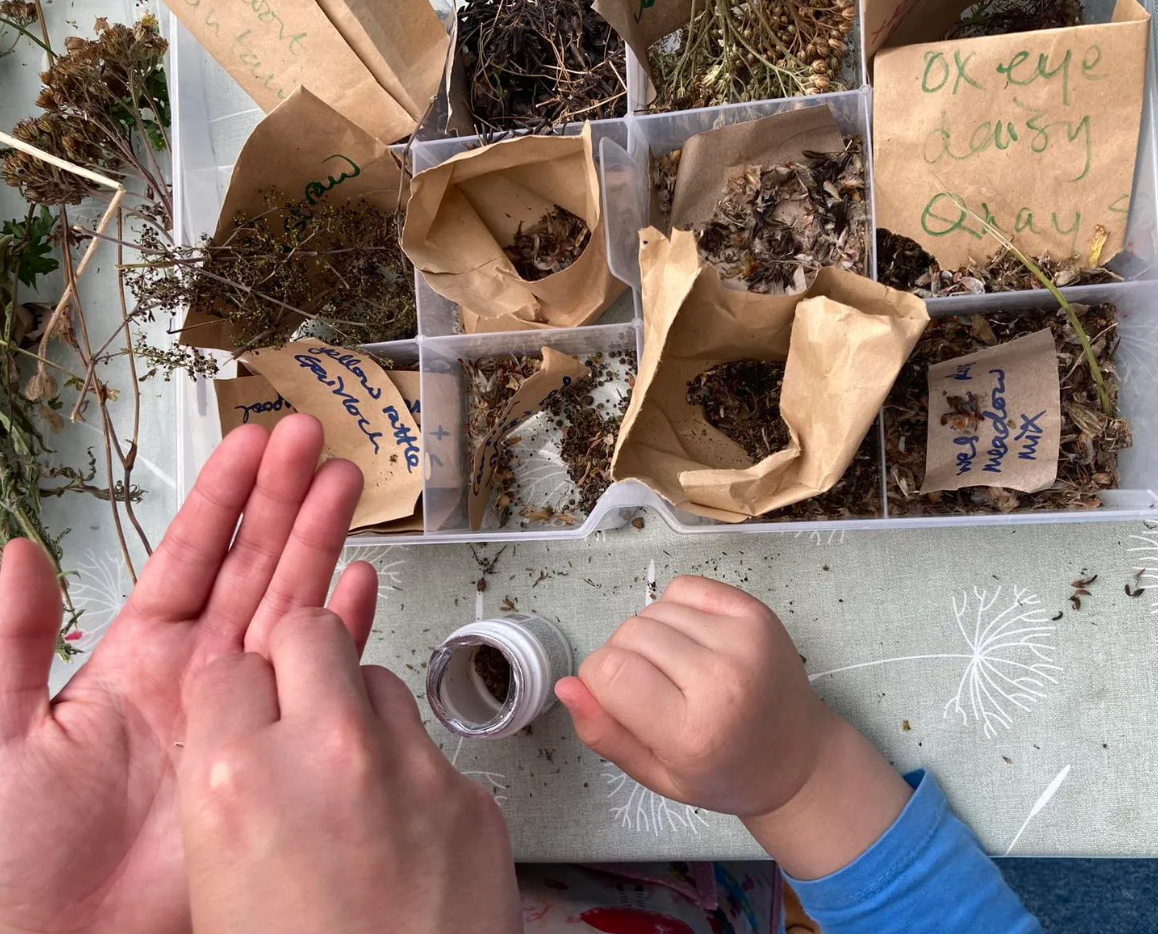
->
[[241, 339, 423, 530], [921, 329, 1061, 495], [215, 373, 297, 434], [872, 1, 1150, 268], [235, 394, 294, 424]]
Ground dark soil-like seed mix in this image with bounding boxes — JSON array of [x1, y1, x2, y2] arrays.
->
[[687, 360, 791, 462], [668, 137, 867, 295], [473, 644, 511, 704], [885, 304, 1131, 515], [503, 205, 591, 282], [945, 0, 1083, 40], [544, 350, 637, 516], [689, 359, 882, 519], [457, 0, 626, 137], [464, 350, 637, 527], [876, 229, 1127, 298]]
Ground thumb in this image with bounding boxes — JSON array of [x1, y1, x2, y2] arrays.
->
[[556, 676, 664, 790], [0, 539, 64, 740]]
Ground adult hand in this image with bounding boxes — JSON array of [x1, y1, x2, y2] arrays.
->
[[0, 415, 377, 934], [179, 608, 521, 934], [556, 576, 911, 879]]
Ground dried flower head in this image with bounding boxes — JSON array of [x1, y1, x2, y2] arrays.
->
[[1, 114, 117, 204], [649, 0, 856, 112], [0, 2, 36, 26]]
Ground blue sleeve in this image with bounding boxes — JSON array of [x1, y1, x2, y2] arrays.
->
[[786, 771, 1043, 934]]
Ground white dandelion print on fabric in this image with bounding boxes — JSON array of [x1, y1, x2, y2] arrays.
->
[[809, 586, 1061, 739], [602, 765, 709, 836], [64, 550, 130, 652], [331, 545, 407, 601], [1126, 528, 1158, 615]]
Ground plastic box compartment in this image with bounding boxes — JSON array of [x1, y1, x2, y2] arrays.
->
[[170, 1, 1158, 545]]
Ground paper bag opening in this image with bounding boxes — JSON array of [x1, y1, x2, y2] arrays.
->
[[402, 123, 627, 333], [612, 227, 929, 522]]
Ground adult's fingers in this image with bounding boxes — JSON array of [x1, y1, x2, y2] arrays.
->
[[265, 608, 369, 721], [555, 676, 664, 790], [184, 652, 279, 755], [0, 540, 62, 740], [327, 561, 378, 657], [129, 425, 268, 622], [607, 615, 711, 689], [574, 645, 686, 748], [362, 665, 426, 738], [199, 416, 325, 641], [243, 458, 364, 654]]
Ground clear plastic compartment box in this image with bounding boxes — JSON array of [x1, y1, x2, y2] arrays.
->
[[169, 2, 1158, 545]]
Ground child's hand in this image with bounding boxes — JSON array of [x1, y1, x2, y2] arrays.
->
[[556, 575, 913, 880], [555, 575, 835, 819]]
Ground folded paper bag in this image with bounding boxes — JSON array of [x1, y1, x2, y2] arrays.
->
[[160, 0, 411, 143], [179, 88, 408, 352], [611, 227, 929, 522], [869, 0, 1150, 268], [402, 124, 626, 333]]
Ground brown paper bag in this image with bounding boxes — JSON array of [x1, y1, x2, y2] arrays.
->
[[921, 329, 1061, 494], [468, 348, 590, 529], [159, 0, 420, 142], [241, 340, 423, 530], [666, 106, 847, 230], [316, 0, 449, 123], [215, 373, 297, 433], [611, 227, 929, 522], [180, 88, 407, 352], [593, 0, 693, 84], [870, 0, 1150, 268], [402, 124, 626, 333]]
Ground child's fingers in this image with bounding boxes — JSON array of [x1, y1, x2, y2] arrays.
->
[[575, 645, 686, 744], [660, 575, 775, 621], [606, 615, 709, 690], [637, 601, 730, 650], [555, 676, 663, 788]]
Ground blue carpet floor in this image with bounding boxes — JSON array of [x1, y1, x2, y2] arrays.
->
[[996, 859, 1158, 933]]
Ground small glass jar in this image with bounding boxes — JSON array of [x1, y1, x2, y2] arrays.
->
[[426, 613, 573, 739]]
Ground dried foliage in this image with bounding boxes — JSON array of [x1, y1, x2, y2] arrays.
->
[[0, 1, 38, 57], [648, 0, 857, 112], [770, 429, 882, 520], [2, 15, 170, 219], [876, 229, 1124, 298], [503, 205, 591, 281], [472, 644, 511, 703], [946, 0, 1082, 40], [127, 194, 416, 361], [693, 136, 867, 294], [458, 0, 626, 136], [885, 304, 1130, 515], [687, 359, 790, 462]]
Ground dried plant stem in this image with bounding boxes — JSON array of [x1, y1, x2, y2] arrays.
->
[[0, 14, 50, 53], [58, 207, 137, 581], [939, 189, 1111, 416], [114, 209, 150, 556]]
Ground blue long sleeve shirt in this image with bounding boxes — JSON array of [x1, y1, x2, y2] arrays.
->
[[788, 771, 1044, 933]]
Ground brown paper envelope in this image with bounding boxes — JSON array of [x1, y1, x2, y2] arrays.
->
[[402, 124, 626, 332], [316, 0, 449, 122], [921, 328, 1061, 494], [468, 348, 590, 530], [863, 0, 974, 60], [159, 0, 415, 142], [242, 340, 423, 528], [180, 88, 407, 351], [612, 228, 928, 522], [669, 107, 846, 229], [593, 0, 694, 82], [873, 0, 1150, 268], [215, 374, 297, 433]]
